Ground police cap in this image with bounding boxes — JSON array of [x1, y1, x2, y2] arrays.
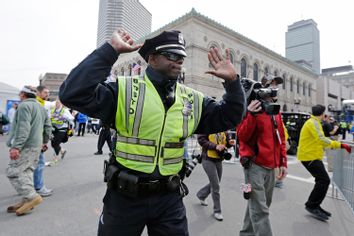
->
[[138, 30, 187, 62]]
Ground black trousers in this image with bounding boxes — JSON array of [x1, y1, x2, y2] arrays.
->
[[77, 123, 86, 136], [51, 131, 67, 155], [301, 160, 330, 209], [97, 128, 112, 152], [97, 188, 188, 236]]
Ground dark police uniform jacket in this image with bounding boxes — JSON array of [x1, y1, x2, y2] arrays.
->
[[59, 43, 246, 178]]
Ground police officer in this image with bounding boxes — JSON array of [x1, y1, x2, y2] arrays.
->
[[59, 29, 245, 236]]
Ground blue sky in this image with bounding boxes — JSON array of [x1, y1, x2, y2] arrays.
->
[[1, 0, 353, 89]]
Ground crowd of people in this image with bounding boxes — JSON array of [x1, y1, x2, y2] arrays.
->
[[2, 27, 353, 236], [3, 84, 113, 216]]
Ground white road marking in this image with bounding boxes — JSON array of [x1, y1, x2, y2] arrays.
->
[[286, 174, 314, 184]]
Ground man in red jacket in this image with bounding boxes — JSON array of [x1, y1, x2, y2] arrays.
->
[[237, 75, 287, 236]]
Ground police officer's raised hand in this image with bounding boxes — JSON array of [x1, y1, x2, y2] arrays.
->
[[109, 29, 142, 54], [206, 48, 237, 81]]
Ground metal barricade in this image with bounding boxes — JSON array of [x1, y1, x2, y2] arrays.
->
[[331, 141, 354, 215]]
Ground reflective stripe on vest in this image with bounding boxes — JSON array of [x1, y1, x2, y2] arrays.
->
[[51, 108, 65, 125], [115, 74, 203, 175]]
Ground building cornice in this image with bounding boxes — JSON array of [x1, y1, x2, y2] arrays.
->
[[139, 8, 318, 78]]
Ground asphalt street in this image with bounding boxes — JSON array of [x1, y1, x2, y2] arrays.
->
[[0, 134, 353, 236]]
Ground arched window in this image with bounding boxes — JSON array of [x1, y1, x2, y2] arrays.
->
[[308, 84, 312, 97], [229, 52, 235, 65], [208, 44, 219, 68], [264, 66, 269, 75], [290, 77, 293, 92], [253, 63, 258, 81], [296, 79, 300, 94], [128, 64, 132, 76], [274, 70, 278, 76], [282, 73, 286, 89], [303, 81, 306, 95], [241, 58, 247, 78], [120, 67, 124, 76], [283, 104, 288, 112]]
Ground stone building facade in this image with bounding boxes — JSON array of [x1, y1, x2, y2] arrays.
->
[[113, 9, 322, 112], [43, 9, 351, 114], [39, 72, 67, 101]]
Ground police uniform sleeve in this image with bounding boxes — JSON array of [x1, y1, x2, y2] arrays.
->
[[59, 43, 119, 123], [194, 78, 246, 134]]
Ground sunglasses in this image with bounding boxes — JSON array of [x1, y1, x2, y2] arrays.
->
[[159, 51, 185, 62]]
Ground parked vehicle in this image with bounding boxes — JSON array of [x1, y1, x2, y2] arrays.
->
[[282, 112, 311, 155]]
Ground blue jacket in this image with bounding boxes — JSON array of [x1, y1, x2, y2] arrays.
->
[[76, 112, 88, 123]]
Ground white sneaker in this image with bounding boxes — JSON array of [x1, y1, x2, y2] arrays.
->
[[199, 199, 208, 206], [36, 186, 53, 197], [213, 213, 223, 221]]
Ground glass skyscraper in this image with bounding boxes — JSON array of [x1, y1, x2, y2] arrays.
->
[[286, 19, 320, 74], [96, 0, 151, 48]]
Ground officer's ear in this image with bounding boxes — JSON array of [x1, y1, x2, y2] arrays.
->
[[148, 54, 159, 67]]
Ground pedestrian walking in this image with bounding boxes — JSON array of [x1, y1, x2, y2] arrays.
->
[[237, 75, 287, 236], [6, 86, 51, 216], [94, 123, 113, 155], [297, 104, 351, 221], [59, 29, 245, 235], [196, 131, 235, 221], [7, 102, 18, 132], [91, 118, 100, 134], [76, 112, 88, 136], [34, 85, 54, 197], [49, 99, 74, 164], [0, 111, 10, 135]]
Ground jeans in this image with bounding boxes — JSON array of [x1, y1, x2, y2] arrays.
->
[[33, 152, 45, 190], [197, 158, 223, 213]]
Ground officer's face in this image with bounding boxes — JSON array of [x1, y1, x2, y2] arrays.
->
[[149, 52, 184, 79]]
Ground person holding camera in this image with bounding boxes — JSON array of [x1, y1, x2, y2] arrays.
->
[[237, 75, 287, 236], [59, 29, 245, 235], [196, 132, 235, 221]]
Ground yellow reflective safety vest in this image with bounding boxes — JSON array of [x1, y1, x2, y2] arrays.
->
[[207, 132, 227, 159], [51, 108, 65, 126], [115, 75, 204, 175]]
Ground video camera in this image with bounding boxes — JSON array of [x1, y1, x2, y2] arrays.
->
[[241, 78, 280, 115], [217, 149, 232, 160]]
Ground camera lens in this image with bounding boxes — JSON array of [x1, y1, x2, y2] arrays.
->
[[223, 152, 232, 160]]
